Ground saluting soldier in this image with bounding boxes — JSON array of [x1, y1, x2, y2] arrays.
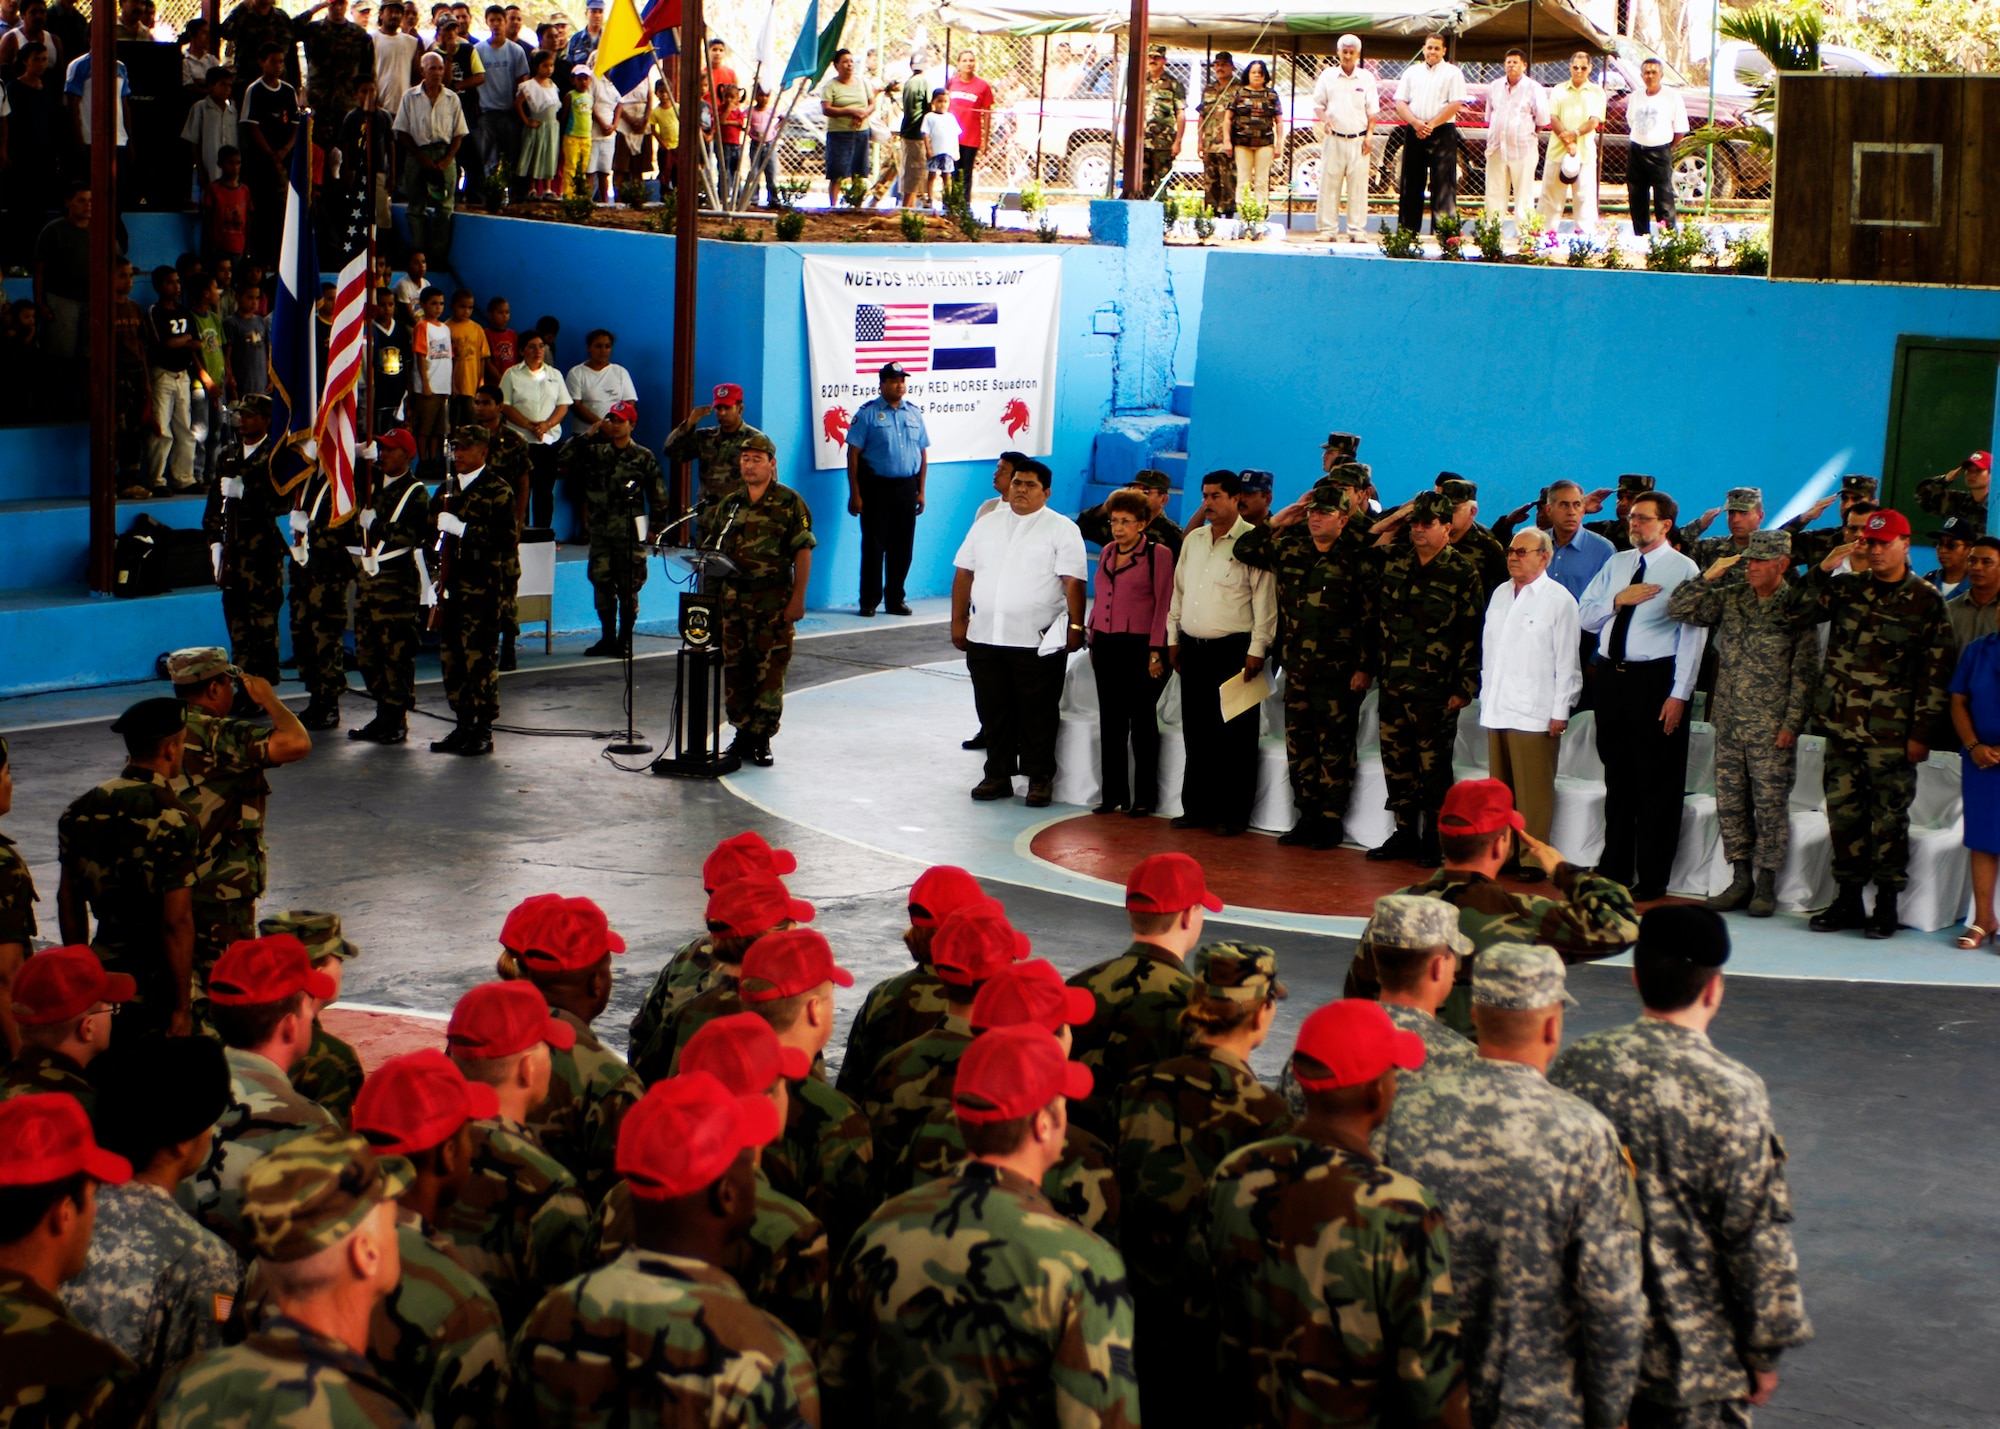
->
[[1078, 469, 1183, 555], [204, 392, 291, 688], [1585, 472, 1656, 552], [1551, 907, 1813, 1429], [347, 428, 433, 745], [262, 909, 367, 1125], [837, 863, 980, 1099], [567, 399, 669, 658], [284, 463, 357, 732], [1778, 472, 1875, 572], [430, 423, 521, 756], [1683, 485, 1769, 578], [0, 944, 133, 1110], [1439, 477, 1509, 595], [1140, 43, 1186, 199], [711, 432, 815, 769], [662, 380, 770, 531], [1914, 448, 1989, 533]]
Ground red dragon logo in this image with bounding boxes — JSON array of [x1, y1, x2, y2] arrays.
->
[[1001, 400, 1031, 439], [822, 406, 852, 446]]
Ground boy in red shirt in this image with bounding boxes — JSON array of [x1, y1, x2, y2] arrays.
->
[[484, 294, 518, 384], [200, 146, 253, 268]]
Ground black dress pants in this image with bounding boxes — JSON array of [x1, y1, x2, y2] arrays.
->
[[1091, 633, 1166, 808], [1594, 655, 1690, 891], [967, 640, 1066, 784], [1178, 632, 1258, 829], [1396, 122, 1458, 232], [858, 472, 919, 610], [1629, 142, 1677, 234]]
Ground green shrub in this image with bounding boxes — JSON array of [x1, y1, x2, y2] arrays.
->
[[1379, 224, 1424, 259], [1733, 225, 1770, 276], [775, 209, 807, 241], [899, 209, 928, 242]]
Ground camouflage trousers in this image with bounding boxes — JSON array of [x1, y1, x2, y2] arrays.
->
[[1377, 682, 1461, 820], [587, 539, 649, 624], [1715, 734, 1798, 872], [1142, 146, 1176, 200], [440, 588, 506, 724], [1630, 1398, 1755, 1429], [191, 898, 256, 1032], [1203, 150, 1237, 214], [1824, 738, 1918, 889], [222, 524, 288, 683], [355, 568, 423, 711], [1283, 663, 1363, 821], [721, 584, 796, 739], [287, 553, 351, 702]]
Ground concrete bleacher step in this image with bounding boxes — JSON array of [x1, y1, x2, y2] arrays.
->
[[0, 424, 91, 501], [0, 493, 210, 591], [1090, 412, 1191, 492], [1171, 383, 1195, 418]]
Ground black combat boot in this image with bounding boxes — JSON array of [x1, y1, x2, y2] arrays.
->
[[749, 735, 775, 768], [300, 695, 340, 731], [1367, 820, 1421, 862], [583, 613, 619, 657], [347, 704, 387, 742], [430, 720, 470, 753], [1706, 862, 1755, 912], [457, 723, 494, 755], [1864, 887, 1899, 940], [1413, 812, 1443, 868], [1277, 813, 1319, 847], [499, 629, 518, 671], [1808, 883, 1867, 933], [1310, 816, 1346, 851]]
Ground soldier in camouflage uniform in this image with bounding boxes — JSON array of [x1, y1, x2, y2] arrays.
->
[[56, 697, 202, 1038], [178, 934, 339, 1254], [1777, 473, 1875, 572], [565, 399, 668, 657], [1381, 943, 1646, 1429], [347, 428, 433, 744], [430, 423, 521, 755], [1196, 53, 1242, 216], [1193, 998, 1467, 1429], [204, 393, 292, 684], [1585, 472, 1655, 552], [1794, 508, 1956, 938], [301, 0, 375, 122], [1368, 490, 1483, 865], [662, 380, 771, 534], [1140, 44, 1186, 199], [471, 385, 534, 671], [821, 1024, 1141, 1429], [0, 945, 131, 1111], [167, 647, 312, 1022], [348, 1050, 511, 1429], [1235, 478, 1376, 848], [1667, 530, 1820, 917], [261, 909, 365, 1124], [835, 863, 979, 1099], [713, 433, 817, 768], [1913, 449, 1989, 534], [1551, 907, 1813, 1429], [438, 980, 593, 1330], [218, 0, 300, 85], [1440, 477, 1510, 595], [1077, 468, 1184, 556], [0, 1094, 142, 1429], [511, 1073, 821, 1429], [1682, 486, 1768, 578], [1114, 945, 1290, 1424], [62, 1035, 239, 1402], [285, 465, 357, 731], [0, 736, 35, 1058], [153, 1128, 420, 1429]]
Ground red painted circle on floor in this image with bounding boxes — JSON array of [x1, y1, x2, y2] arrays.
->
[[321, 1006, 448, 1074]]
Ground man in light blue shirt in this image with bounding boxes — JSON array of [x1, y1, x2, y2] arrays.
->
[[1544, 479, 1615, 601], [845, 359, 931, 617], [473, 2, 527, 180], [1578, 489, 1707, 900]]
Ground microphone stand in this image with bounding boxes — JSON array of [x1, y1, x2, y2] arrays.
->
[[605, 475, 652, 756]]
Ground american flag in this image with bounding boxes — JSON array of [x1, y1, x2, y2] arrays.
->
[[855, 303, 929, 373], [310, 157, 375, 524]]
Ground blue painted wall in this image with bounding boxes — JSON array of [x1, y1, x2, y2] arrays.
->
[[1183, 253, 2000, 523]]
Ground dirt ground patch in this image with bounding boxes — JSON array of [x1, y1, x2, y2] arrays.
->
[[491, 201, 1077, 244]]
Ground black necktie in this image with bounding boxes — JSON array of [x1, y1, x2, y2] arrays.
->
[[1607, 553, 1647, 663]]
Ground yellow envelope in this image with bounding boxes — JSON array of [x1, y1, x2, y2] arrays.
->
[[1218, 669, 1274, 723]]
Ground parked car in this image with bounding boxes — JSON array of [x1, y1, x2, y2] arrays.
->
[[1703, 38, 1890, 102]]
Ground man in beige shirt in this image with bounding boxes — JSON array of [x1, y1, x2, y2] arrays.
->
[[1540, 51, 1605, 229]]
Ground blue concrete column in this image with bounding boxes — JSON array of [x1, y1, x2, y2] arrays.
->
[[1088, 199, 1179, 413]]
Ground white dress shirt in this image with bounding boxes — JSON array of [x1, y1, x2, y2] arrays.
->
[[1577, 540, 1708, 699], [1312, 63, 1379, 135], [1480, 572, 1582, 731], [392, 82, 468, 147], [953, 505, 1089, 648], [1626, 87, 1690, 148], [1166, 516, 1278, 657], [1394, 59, 1467, 123], [1486, 75, 1548, 163]]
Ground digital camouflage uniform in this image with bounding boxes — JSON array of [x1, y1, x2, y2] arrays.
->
[[432, 444, 521, 728], [217, 0, 300, 85], [901, 1109, 1120, 1236], [858, 1012, 975, 1173], [1381, 1057, 1646, 1429], [821, 1160, 1142, 1429], [1667, 573, 1819, 874], [56, 766, 200, 1037], [1796, 568, 1955, 890], [205, 432, 292, 683], [61, 1180, 241, 1399], [285, 471, 356, 708], [174, 706, 276, 1017], [568, 436, 669, 633], [1194, 1135, 1464, 1429], [715, 481, 817, 740], [0, 829, 38, 945], [370, 1211, 510, 1429], [663, 417, 770, 534], [0, 1271, 140, 1429], [0, 1046, 99, 1109], [834, 961, 948, 1099], [433, 1116, 593, 1331], [768, 1073, 877, 1259], [1551, 1019, 1813, 1424], [154, 1314, 419, 1429], [1141, 65, 1186, 199], [509, 1247, 821, 1429], [527, 1007, 644, 1209], [1198, 73, 1242, 214], [177, 1045, 336, 1255], [1066, 944, 1194, 1141], [1914, 466, 1986, 533], [1375, 533, 1484, 824], [1234, 517, 1376, 831], [351, 468, 433, 713]]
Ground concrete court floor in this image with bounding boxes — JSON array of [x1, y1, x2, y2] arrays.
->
[[3, 621, 1997, 1427]]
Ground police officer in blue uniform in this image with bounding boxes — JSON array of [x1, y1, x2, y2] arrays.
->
[[845, 361, 932, 616]]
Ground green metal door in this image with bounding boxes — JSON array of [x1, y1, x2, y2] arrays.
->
[[1881, 335, 2000, 535]]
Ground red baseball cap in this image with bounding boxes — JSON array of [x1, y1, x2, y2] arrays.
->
[[681, 1010, 810, 1090], [12, 946, 136, 1027], [498, 893, 565, 954], [378, 428, 418, 459], [447, 981, 577, 1059], [1437, 778, 1526, 838], [517, 896, 628, 974], [615, 1071, 782, 1200], [353, 1049, 500, 1154], [1968, 451, 1992, 472], [1124, 852, 1223, 915], [208, 934, 337, 1007], [0, 1093, 131, 1187], [606, 399, 639, 424], [701, 831, 798, 892], [712, 382, 744, 407], [1291, 1000, 1426, 1092], [908, 865, 985, 929], [705, 874, 814, 938], [738, 928, 853, 1003], [969, 959, 1094, 1033], [931, 898, 1031, 987], [1861, 509, 1912, 541], [952, 1024, 1092, 1124]]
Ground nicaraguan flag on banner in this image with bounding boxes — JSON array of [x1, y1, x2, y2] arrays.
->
[[931, 302, 998, 371]]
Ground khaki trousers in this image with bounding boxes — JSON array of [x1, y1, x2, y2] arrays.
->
[[1485, 151, 1538, 220], [1489, 728, 1560, 870], [1315, 133, 1369, 235]]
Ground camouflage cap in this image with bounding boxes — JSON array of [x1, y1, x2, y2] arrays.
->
[[1724, 486, 1763, 512], [241, 1127, 413, 1263], [1840, 473, 1878, 498], [1472, 942, 1577, 1011], [258, 909, 360, 962], [1129, 468, 1171, 493], [740, 432, 778, 457], [1190, 943, 1287, 1004], [1364, 893, 1472, 956], [1407, 490, 1454, 525], [1743, 528, 1791, 560], [165, 647, 239, 686], [1318, 462, 1369, 491], [1321, 431, 1360, 456], [237, 393, 274, 418], [1306, 486, 1348, 513], [451, 423, 491, 449], [1148, 42, 1167, 56], [1616, 473, 1655, 495], [1437, 477, 1477, 504]]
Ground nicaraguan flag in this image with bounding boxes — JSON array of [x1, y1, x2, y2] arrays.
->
[[931, 302, 997, 371]]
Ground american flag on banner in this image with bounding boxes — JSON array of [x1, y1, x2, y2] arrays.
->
[[310, 164, 374, 524], [855, 303, 930, 373]]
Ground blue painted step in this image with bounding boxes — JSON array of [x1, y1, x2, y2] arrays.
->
[[1171, 383, 1195, 418], [0, 493, 214, 591], [0, 424, 91, 501]]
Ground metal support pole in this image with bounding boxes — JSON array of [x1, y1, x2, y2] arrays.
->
[[670, 0, 705, 520], [1033, 35, 1048, 185], [86, 0, 117, 592], [1286, 37, 1299, 228], [1119, 0, 1149, 198], [1703, 0, 1719, 216]]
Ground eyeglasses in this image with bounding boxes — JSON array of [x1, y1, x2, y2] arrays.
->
[[85, 1002, 122, 1019]]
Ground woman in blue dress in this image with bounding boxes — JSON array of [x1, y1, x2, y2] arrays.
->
[[1948, 630, 2000, 947]]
